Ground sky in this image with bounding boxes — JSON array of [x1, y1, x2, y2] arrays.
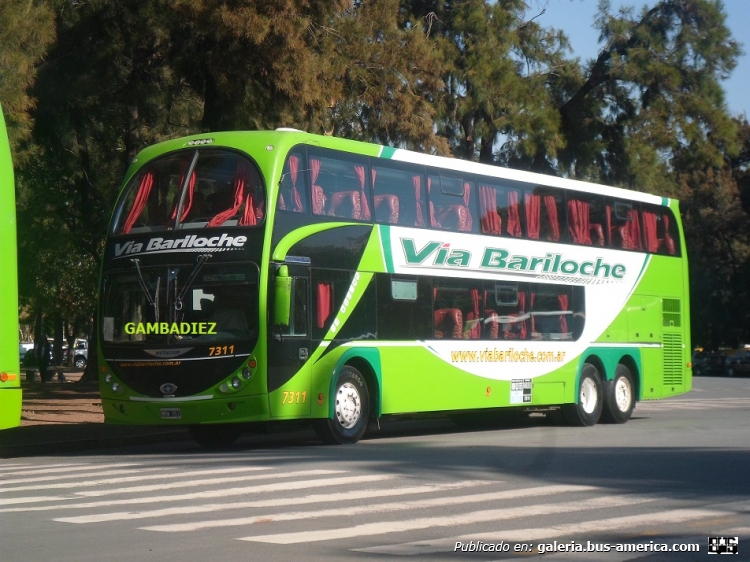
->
[[533, 0, 749, 118]]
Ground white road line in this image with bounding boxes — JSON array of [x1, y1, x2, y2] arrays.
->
[[54, 480, 492, 525], [0, 474, 396, 513], [0, 496, 69, 506], [139, 484, 593, 532], [1, 463, 105, 475], [238, 494, 656, 544], [358, 508, 725, 555], [1, 467, 160, 486], [0, 465, 273, 493], [74, 469, 344, 497]]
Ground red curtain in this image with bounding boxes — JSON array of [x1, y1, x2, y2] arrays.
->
[[354, 165, 371, 220], [428, 177, 439, 228], [287, 155, 303, 212], [470, 289, 480, 339], [525, 193, 541, 239], [507, 191, 522, 237], [208, 161, 254, 227], [169, 159, 194, 224], [642, 211, 659, 253], [568, 200, 591, 245], [530, 293, 536, 335], [662, 214, 676, 255], [310, 158, 325, 215], [171, 172, 197, 223], [518, 292, 527, 339], [413, 175, 424, 226], [463, 182, 473, 231], [122, 172, 155, 234], [558, 294, 569, 334], [625, 209, 643, 250], [316, 282, 331, 329], [479, 185, 500, 234], [544, 195, 560, 241]]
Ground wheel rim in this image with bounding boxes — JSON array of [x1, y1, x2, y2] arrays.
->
[[580, 377, 598, 414], [614, 376, 632, 413], [335, 382, 361, 429]]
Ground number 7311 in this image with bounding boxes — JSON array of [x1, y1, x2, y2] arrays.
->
[[282, 391, 307, 404]]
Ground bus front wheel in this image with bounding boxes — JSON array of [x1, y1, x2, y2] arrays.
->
[[562, 363, 603, 427], [189, 423, 242, 449], [601, 364, 635, 424], [314, 366, 370, 445]]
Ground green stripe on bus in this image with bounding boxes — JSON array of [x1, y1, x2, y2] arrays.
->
[[380, 225, 395, 273], [380, 146, 397, 159]]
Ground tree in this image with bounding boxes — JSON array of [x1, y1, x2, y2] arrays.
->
[[540, 0, 741, 190], [321, 0, 451, 153], [0, 0, 55, 162]]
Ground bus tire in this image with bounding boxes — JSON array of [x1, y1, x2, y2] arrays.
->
[[314, 366, 370, 445], [189, 424, 242, 449], [562, 363, 603, 426], [601, 364, 635, 424]]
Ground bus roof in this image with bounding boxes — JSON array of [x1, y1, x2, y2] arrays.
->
[[129, 130, 669, 207]]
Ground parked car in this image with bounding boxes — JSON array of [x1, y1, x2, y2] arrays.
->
[[19, 342, 34, 363], [72, 339, 88, 370], [724, 347, 750, 377]]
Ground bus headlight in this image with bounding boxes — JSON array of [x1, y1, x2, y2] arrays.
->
[[231, 377, 241, 389], [242, 367, 252, 380]]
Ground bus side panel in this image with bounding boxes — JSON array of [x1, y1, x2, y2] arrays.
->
[[0, 105, 21, 429]]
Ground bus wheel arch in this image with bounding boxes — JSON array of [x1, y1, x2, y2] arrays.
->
[[601, 357, 638, 424], [314, 363, 371, 445], [562, 360, 603, 426]]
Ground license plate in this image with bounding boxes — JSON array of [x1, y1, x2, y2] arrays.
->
[[161, 408, 182, 419]]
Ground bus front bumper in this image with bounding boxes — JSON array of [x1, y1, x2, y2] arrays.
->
[[101, 393, 269, 425]]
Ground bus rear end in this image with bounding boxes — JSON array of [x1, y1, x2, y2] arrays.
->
[[0, 105, 21, 429]]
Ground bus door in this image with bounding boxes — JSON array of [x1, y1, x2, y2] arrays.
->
[[268, 264, 312, 418]]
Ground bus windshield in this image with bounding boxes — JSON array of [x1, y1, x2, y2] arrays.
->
[[101, 262, 259, 346], [114, 149, 265, 234]]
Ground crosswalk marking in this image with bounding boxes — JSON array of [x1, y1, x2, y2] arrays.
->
[[73, 469, 345, 497], [358, 508, 725, 555], [0, 474, 397, 513], [0, 465, 275, 494], [54, 480, 490, 525], [136, 484, 594, 532], [1, 463, 129, 477], [2, 467, 161, 486], [637, 397, 750, 411], [238, 494, 656, 544], [0, 495, 71, 506]]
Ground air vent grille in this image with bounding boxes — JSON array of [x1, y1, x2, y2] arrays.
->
[[663, 333, 683, 386], [662, 298, 681, 328]]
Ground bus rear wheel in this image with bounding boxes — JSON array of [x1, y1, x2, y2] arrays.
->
[[601, 364, 635, 424], [562, 363, 603, 426], [189, 424, 242, 449], [314, 366, 370, 445]]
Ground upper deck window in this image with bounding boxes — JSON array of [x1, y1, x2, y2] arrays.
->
[[115, 149, 265, 234]]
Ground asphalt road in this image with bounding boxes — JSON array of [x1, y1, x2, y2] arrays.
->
[[2, 375, 749, 562]]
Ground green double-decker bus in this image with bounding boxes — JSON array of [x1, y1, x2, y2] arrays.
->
[[98, 130, 691, 446], [0, 105, 21, 429]]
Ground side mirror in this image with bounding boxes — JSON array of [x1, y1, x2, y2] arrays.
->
[[274, 265, 292, 330]]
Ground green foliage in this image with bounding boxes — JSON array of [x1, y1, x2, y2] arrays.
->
[[0, 0, 55, 162]]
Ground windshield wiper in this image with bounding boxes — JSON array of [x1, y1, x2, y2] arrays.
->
[[131, 258, 160, 323], [173, 254, 212, 312]]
